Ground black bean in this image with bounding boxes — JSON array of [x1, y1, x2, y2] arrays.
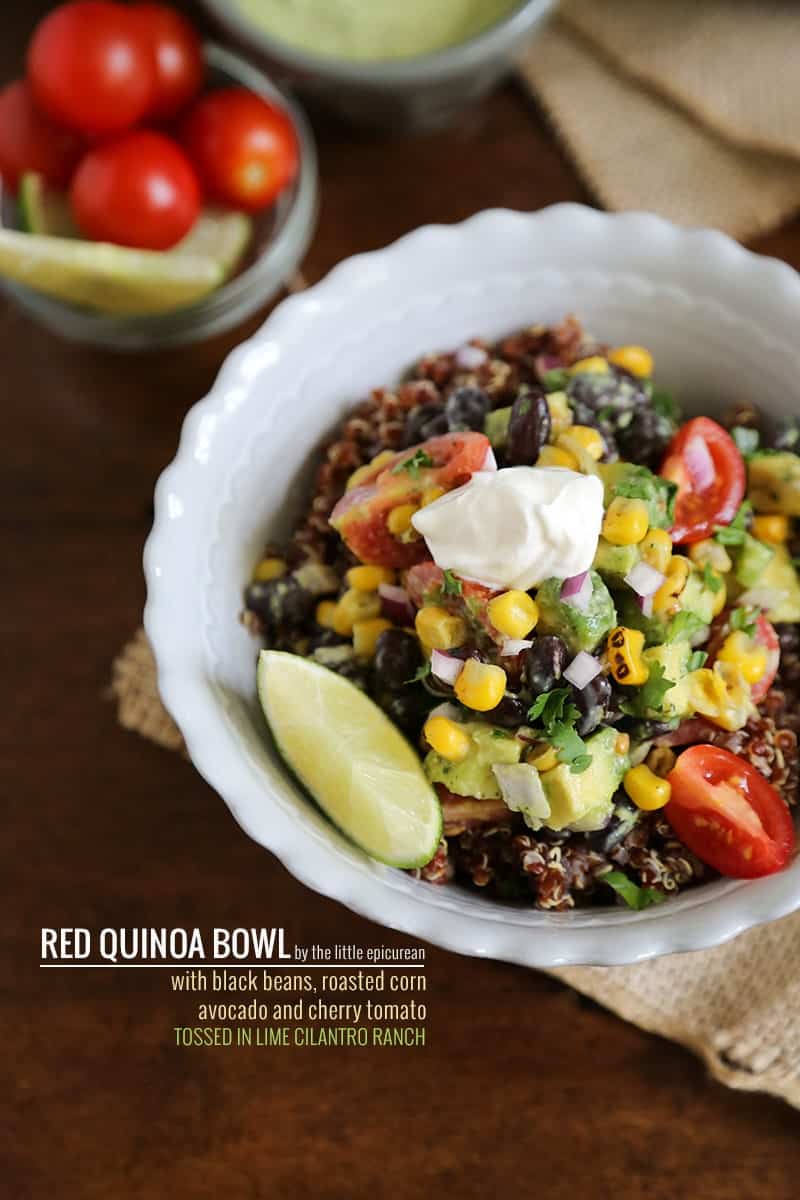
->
[[571, 675, 612, 737], [506, 387, 551, 465], [381, 686, 434, 738], [245, 576, 314, 630], [486, 693, 529, 728], [586, 795, 639, 854], [766, 417, 800, 453], [374, 629, 423, 690], [402, 403, 448, 446], [445, 386, 490, 432], [615, 404, 675, 469], [523, 635, 568, 696]]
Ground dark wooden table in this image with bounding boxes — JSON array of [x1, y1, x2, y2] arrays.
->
[[6, 4, 800, 1197]]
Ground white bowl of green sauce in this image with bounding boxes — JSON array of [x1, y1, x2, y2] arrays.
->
[[200, 0, 556, 129]]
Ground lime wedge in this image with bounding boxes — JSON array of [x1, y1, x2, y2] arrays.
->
[[257, 650, 442, 869], [176, 207, 253, 281], [18, 172, 78, 237]]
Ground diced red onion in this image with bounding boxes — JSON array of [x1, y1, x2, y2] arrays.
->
[[428, 701, 462, 722], [455, 344, 488, 370], [563, 651, 603, 690], [625, 561, 665, 598], [684, 434, 715, 492], [637, 593, 654, 618], [378, 583, 415, 626], [534, 352, 563, 377], [562, 571, 592, 612], [431, 650, 463, 685], [501, 638, 534, 657], [480, 445, 498, 472]]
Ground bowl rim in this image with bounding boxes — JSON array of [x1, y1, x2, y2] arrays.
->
[[200, 0, 556, 83], [144, 205, 800, 967]]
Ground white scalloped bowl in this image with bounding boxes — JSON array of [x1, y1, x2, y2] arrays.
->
[[145, 206, 800, 967]]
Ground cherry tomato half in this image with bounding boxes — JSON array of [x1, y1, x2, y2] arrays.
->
[[181, 87, 299, 213], [330, 432, 490, 568], [0, 79, 83, 191], [666, 744, 795, 878], [28, 1, 156, 137], [70, 131, 200, 250], [660, 416, 746, 545], [707, 609, 780, 704], [132, 3, 204, 121]]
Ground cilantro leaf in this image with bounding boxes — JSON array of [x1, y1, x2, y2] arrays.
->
[[406, 661, 431, 684], [731, 426, 760, 458], [527, 687, 573, 726], [702, 561, 723, 593], [392, 448, 435, 479], [527, 688, 593, 774], [730, 605, 759, 638], [651, 389, 681, 424], [442, 569, 463, 596], [714, 500, 753, 546], [687, 650, 709, 671], [615, 477, 651, 502], [541, 367, 570, 391], [666, 611, 707, 643], [601, 870, 666, 911], [636, 661, 675, 713]]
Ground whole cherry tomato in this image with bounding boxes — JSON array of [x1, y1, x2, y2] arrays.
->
[[667, 744, 794, 878], [659, 416, 746, 545], [132, 3, 204, 121], [70, 131, 200, 250], [181, 87, 298, 213], [28, 1, 156, 137], [0, 80, 82, 191]]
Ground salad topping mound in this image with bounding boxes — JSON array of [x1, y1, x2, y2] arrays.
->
[[246, 317, 800, 910]]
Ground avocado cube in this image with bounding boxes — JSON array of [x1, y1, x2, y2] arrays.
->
[[541, 728, 629, 832], [484, 405, 512, 449], [741, 544, 800, 622], [536, 571, 617, 655], [423, 722, 522, 799], [593, 537, 641, 587], [748, 451, 800, 516], [597, 462, 677, 529], [625, 641, 694, 721], [733, 534, 775, 588]]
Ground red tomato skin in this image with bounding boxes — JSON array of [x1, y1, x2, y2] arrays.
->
[[660, 416, 746, 545], [181, 88, 299, 212], [70, 131, 200, 250], [28, 2, 156, 137], [0, 80, 82, 191], [330, 433, 490, 568], [707, 611, 780, 704], [666, 745, 795, 878], [132, 4, 204, 121]]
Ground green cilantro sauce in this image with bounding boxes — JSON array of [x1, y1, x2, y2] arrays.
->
[[235, 0, 521, 62]]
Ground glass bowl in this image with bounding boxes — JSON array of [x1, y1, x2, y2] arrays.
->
[[200, 0, 556, 130], [0, 44, 318, 351]]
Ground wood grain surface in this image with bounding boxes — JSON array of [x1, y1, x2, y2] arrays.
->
[[5, 4, 800, 1197]]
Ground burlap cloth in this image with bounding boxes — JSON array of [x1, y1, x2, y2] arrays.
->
[[110, 629, 800, 1107], [109, 0, 800, 1107], [520, 0, 800, 238]]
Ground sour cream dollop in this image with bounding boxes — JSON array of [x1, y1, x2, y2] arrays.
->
[[411, 466, 604, 590]]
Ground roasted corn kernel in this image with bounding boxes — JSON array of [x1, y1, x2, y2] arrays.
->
[[624, 764, 671, 811], [423, 716, 471, 762], [607, 345, 654, 378], [615, 732, 631, 756], [526, 744, 559, 772], [688, 538, 733, 574], [751, 514, 790, 544], [536, 445, 578, 470], [564, 424, 605, 461], [345, 450, 395, 491], [687, 663, 753, 732], [487, 590, 539, 639], [653, 555, 691, 616], [332, 588, 382, 636], [454, 659, 507, 711], [387, 503, 420, 537], [602, 497, 650, 545], [569, 355, 609, 376], [346, 565, 395, 592], [640, 528, 673, 574], [421, 485, 445, 507], [415, 605, 467, 651], [546, 392, 573, 437], [252, 557, 287, 582], [315, 599, 338, 629], [607, 626, 650, 686], [353, 617, 393, 659], [717, 630, 768, 685]]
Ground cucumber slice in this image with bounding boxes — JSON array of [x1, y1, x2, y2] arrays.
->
[[257, 650, 442, 869]]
